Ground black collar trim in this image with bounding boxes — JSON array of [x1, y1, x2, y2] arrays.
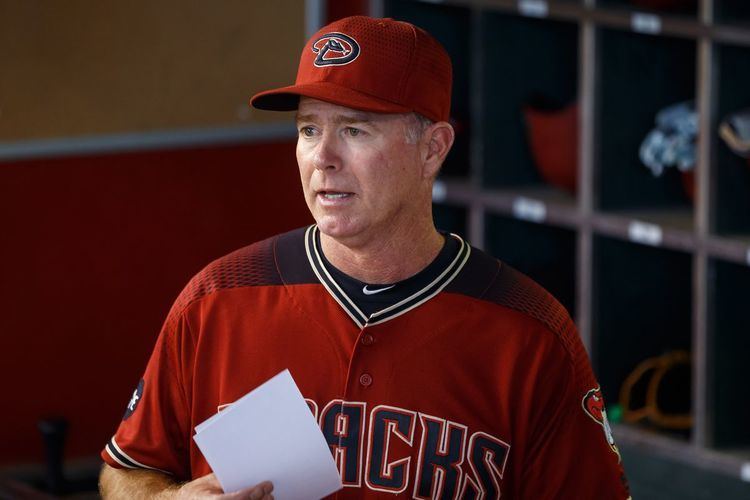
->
[[304, 225, 471, 328], [305, 225, 369, 327]]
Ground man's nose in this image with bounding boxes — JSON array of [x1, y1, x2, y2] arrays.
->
[[313, 133, 342, 171]]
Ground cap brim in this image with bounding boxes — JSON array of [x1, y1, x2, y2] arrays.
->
[[250, 82, 412, 115]]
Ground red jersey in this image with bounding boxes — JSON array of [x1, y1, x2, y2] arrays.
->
[[102, 225, 630, 499]]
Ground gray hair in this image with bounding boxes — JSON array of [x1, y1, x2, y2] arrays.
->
[[404, 112, 434, 144]]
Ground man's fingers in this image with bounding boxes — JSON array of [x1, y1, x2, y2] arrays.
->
[[247, 481, 273, 500], [224, 480, 273, 500]]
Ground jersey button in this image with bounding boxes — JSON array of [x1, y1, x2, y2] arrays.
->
[[361, 334, 375, 346], [359, 373, 373, 387]]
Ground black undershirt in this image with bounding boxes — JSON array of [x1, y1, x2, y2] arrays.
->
[[317, 232, 461, 318]]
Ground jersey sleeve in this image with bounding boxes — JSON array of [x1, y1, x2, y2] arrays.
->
[[519, 323, 631, 500], [99, 235, 282, 479], [100, 309, 194, 479]]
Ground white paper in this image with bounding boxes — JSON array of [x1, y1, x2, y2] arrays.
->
[[194, 407, 225, 435], [193, 369, 342, 499]]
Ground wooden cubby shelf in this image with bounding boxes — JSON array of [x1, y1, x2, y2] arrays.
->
[[381, 0, 750, 486]]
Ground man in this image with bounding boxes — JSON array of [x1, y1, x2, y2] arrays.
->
[[99, 15, 630, 499]]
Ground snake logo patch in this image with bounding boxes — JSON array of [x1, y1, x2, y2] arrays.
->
[[312, 33, 360, 67], [582, 386, 621, 461]]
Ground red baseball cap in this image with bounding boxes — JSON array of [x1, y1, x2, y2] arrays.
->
[[250, 16, 452, 123]]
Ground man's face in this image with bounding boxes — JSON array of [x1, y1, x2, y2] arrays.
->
[[296, 97, 425, 244]]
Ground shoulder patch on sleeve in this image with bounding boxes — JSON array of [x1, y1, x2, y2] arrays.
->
[[582, 386, 622, 461], [122, 379, 144, 420]]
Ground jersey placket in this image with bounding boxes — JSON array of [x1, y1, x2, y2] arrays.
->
[[304, 224, 472, 495]]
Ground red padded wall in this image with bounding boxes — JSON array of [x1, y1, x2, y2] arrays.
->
[[0, 140, 312, 464], [0, 0, 370, 469]]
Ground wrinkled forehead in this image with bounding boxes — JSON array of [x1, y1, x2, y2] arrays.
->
[[296, 97, 411, 126]]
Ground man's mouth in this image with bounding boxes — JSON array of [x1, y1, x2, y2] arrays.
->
[[319, 191, 353, 200]]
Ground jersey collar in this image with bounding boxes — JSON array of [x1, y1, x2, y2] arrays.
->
[[304, 225, 471, 329]]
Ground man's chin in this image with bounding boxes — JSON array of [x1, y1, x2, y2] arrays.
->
[[314, 217, 363, 242]]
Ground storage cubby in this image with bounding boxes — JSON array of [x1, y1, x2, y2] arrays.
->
[[715, 0, 750, 28], [384, 0, 471, 179], [598, 0, 699, 17], [709, 258, 750, 451], [592, 235, 693, 439], [485, 214, 577, 315], [596, 28, 696, 218], [481, 12, 578, 192], [714, 42, 750, 238]]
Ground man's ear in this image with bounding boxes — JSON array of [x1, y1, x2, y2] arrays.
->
[[422, 121, 455, 179]]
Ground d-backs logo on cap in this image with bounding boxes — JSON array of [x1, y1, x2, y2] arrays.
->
[[582, 386, 621, 461], [312, 32, 360, 67]]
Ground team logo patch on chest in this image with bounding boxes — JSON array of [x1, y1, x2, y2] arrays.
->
[[312, 32, 360, 67], [582, 386, 621, 460]]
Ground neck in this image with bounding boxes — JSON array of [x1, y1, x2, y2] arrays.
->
[[320, 221, 444, 284]]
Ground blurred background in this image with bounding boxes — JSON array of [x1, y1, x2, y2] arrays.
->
[[1, 0, 749, 498]]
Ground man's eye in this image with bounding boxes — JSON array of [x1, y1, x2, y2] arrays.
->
[[346, 127, 361, 137], [300, 126, 315, 137]]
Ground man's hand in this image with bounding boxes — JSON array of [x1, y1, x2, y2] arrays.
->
[[173, 473, 273, 500], [99, 464, 273, 499]]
